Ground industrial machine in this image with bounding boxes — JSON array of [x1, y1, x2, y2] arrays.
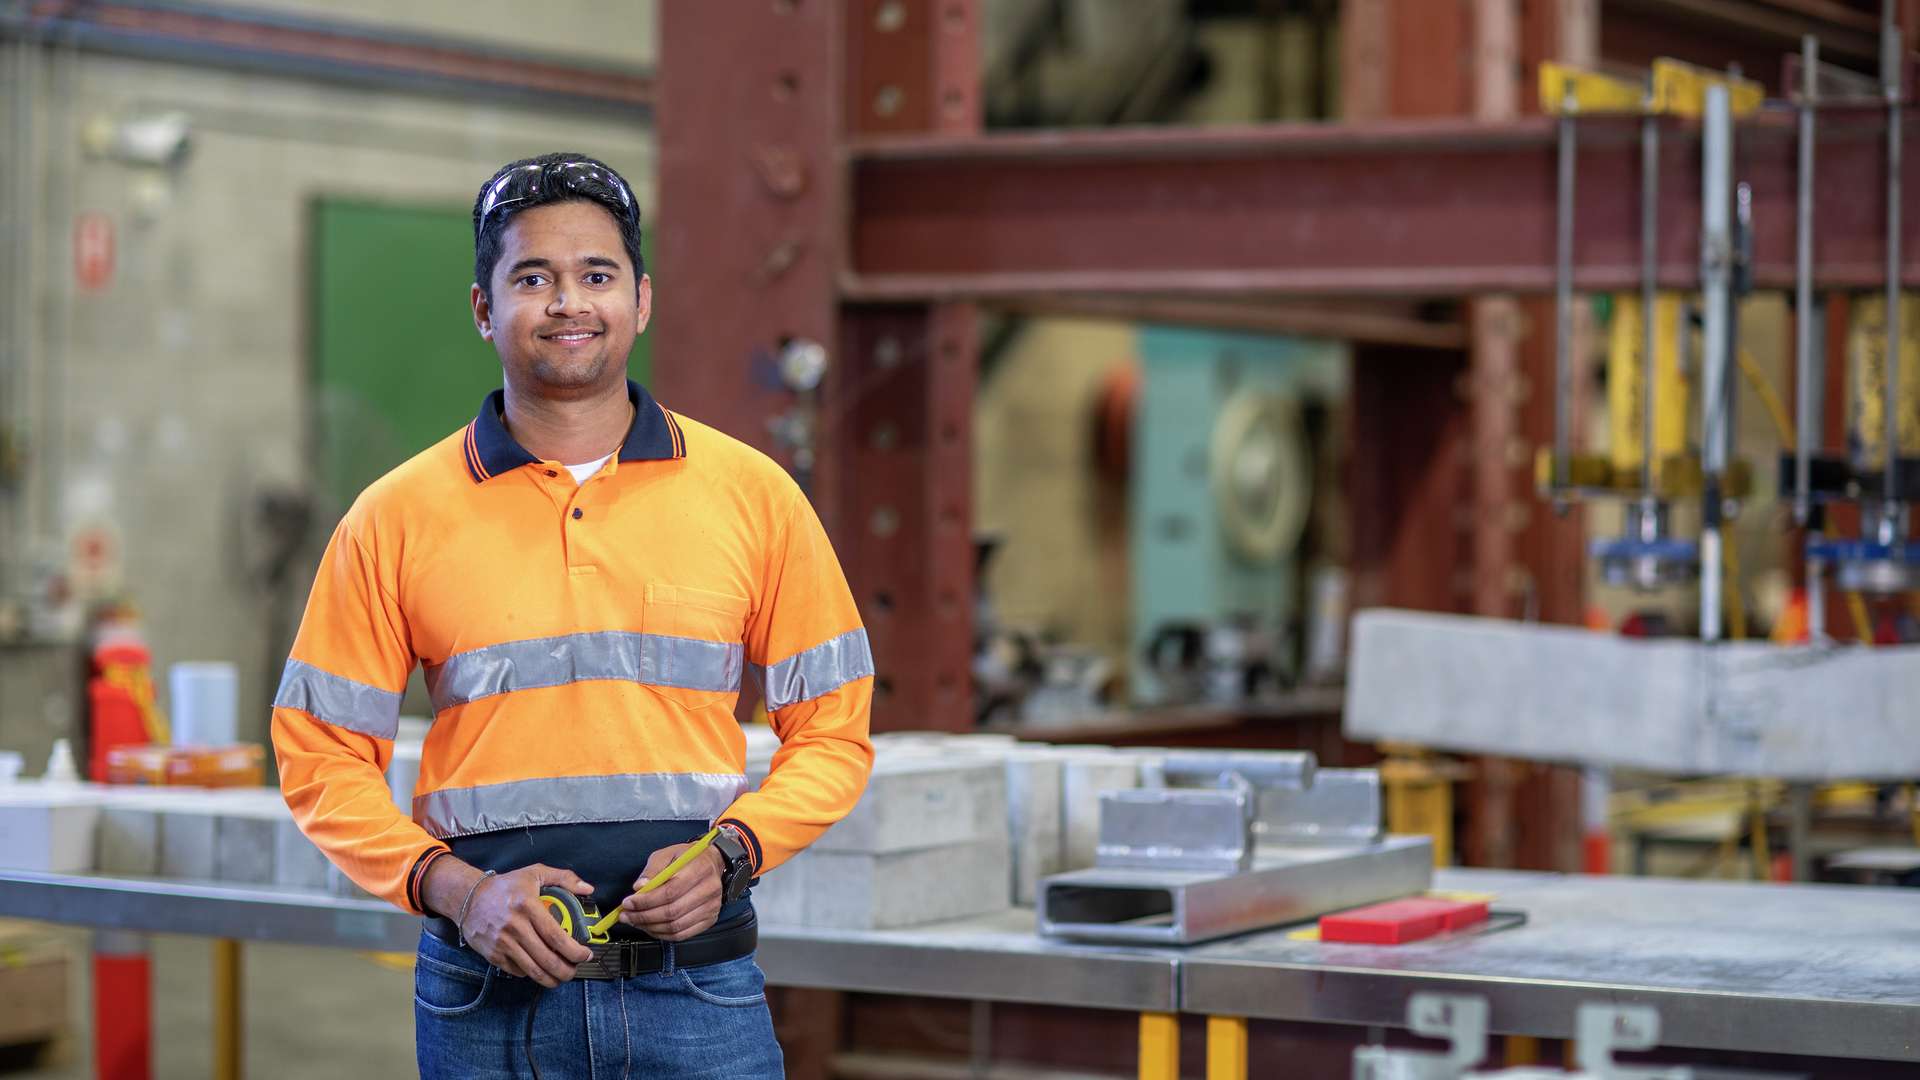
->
[[1130, 326, 1345, 704], [1352, 18, 1920, 886], [1534, 58, 1770, 624], [1537, 23, 1914, 642], [1039, 750, 1431, 944]]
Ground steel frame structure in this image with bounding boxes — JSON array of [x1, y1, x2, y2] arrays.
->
[[654, 1, 1914, 836]]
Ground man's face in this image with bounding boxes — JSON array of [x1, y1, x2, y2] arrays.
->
[[471, 199, 651, 397]]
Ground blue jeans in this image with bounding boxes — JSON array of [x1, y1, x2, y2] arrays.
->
[[414, 929, 785, 1079]]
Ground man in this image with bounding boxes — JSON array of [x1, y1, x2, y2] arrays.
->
[[272, 153, 874, 1078]]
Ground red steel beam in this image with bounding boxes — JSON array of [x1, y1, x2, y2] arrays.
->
[[845, 109, 1920, 299]]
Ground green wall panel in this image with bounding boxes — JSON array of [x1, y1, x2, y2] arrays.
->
[[310, 198, 653, 509]]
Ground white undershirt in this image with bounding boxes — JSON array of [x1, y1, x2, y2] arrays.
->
[[564, 452, 614, 485]]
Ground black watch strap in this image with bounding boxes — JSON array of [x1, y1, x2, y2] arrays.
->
[[711, 825, 753, 903]]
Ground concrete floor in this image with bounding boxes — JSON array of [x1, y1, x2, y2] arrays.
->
[[10, 927, 416, 1079]]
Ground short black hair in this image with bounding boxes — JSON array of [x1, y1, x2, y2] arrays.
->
[[471, 152, 645, 300]]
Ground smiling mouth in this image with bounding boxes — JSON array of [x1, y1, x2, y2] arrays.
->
[[541, 329, 602, 343]]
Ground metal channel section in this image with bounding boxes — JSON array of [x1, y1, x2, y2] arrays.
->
[[1183, 870, 1920, 1063], [1041, 754, 1435, 945], [1039, 836, 1433, 946]]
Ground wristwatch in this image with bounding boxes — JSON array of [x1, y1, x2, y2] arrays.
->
[[712, 824, 754, 904]]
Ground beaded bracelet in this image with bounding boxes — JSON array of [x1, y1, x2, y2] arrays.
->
[[455, 869, 497, 948]]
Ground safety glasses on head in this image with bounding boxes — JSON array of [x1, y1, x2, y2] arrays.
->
[[477, 159, 637, 233]]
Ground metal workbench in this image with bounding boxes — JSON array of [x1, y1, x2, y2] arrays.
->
[[0, 870, 1179, 1014], [1185, 869, 1920, 1064], [2, 867, 1918, 1067]]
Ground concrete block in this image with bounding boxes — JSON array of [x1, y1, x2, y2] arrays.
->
[[159, 806, 218, 880], [802, 831, 1011, 930], [747, 851, 810, 928], [387, 738, 423, 813], [1346, 608, 1920, 780], [742, 723, 780, 768], [1060, 751, 1142, 870], [273, 819, 332, 892], [326, 862, 375, 901], [211, 789, 294, 885], [1005, 751, 1064, 906], [813, 757, 1006, 855], [870, 732, 1018, 754], [0, 784, 101, 873], [95, 790, 191, 876], [215, 811, 280, 885]]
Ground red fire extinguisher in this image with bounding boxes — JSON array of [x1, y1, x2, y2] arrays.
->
[[86, 607, 168, 783]]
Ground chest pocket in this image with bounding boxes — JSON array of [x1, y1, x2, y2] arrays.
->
[[644, 583, 752, 644]]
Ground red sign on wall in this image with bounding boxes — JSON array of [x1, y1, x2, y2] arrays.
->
[[74, 212, 115, 292]]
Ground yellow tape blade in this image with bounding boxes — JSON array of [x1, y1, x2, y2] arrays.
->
[[591, 827, 722, 936]]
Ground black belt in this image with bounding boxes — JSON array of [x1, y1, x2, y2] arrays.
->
[[424, 912, 757, 981]]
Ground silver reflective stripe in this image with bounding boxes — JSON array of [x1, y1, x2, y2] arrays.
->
[[273, 658, 402, 741], [413, 772, 748, 839], [425, 631, 743, 712], [763, 628, 874, 712]]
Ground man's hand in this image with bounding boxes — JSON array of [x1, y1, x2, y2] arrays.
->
[[620, 841, 725, 941], [424, 859, 593, 988]]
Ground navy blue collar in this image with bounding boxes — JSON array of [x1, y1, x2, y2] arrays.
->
[[463, 379, 684, 483]]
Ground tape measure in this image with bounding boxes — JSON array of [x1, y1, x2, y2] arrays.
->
[[539, 828, 721, 946]]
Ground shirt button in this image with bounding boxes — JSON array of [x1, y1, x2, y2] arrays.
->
[[572, 508, 584, 520], [545, 469, 557, 477]]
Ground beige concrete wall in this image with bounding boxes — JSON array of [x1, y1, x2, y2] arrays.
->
[[7, 41, 652, 740]]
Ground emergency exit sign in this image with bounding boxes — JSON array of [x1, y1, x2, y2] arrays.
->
[[74, 212, 114, 291]]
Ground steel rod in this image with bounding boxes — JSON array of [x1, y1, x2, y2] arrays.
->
[[1643, 105, 1661, 496], [1556, 88, 1578, 490], [1701, 86, 1735, 643], [1884, 3, 1904, 511], [1796, 36, 1819, 525]]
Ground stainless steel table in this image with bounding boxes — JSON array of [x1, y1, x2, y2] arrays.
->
[[0, 870, 1182, 1078], [0, 871, 1178, 1012], [6, 867, 1920, 1073], [1183, 868, 1920, 1064]]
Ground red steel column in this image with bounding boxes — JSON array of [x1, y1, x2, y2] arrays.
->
[[828, 1, 978, 732], [658, 2, 977, 732], [653, 2, 842, 456]]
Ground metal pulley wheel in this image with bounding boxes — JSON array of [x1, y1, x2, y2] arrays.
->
[[1211, 390, 1310, 565]]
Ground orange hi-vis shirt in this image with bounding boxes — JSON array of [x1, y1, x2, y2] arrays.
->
[[271, 380, 875, 916]]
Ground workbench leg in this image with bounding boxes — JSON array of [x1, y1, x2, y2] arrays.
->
[[969, 1000, 991, 1078], [214, 938, 242, 1080], [94, 930, 152, 1080], [1786, 782, 1813, 882], [1504, 1035, 1540, 1065], [1205, 1015, 1247, 1080], [1138, 1012, 1179, 1080]]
